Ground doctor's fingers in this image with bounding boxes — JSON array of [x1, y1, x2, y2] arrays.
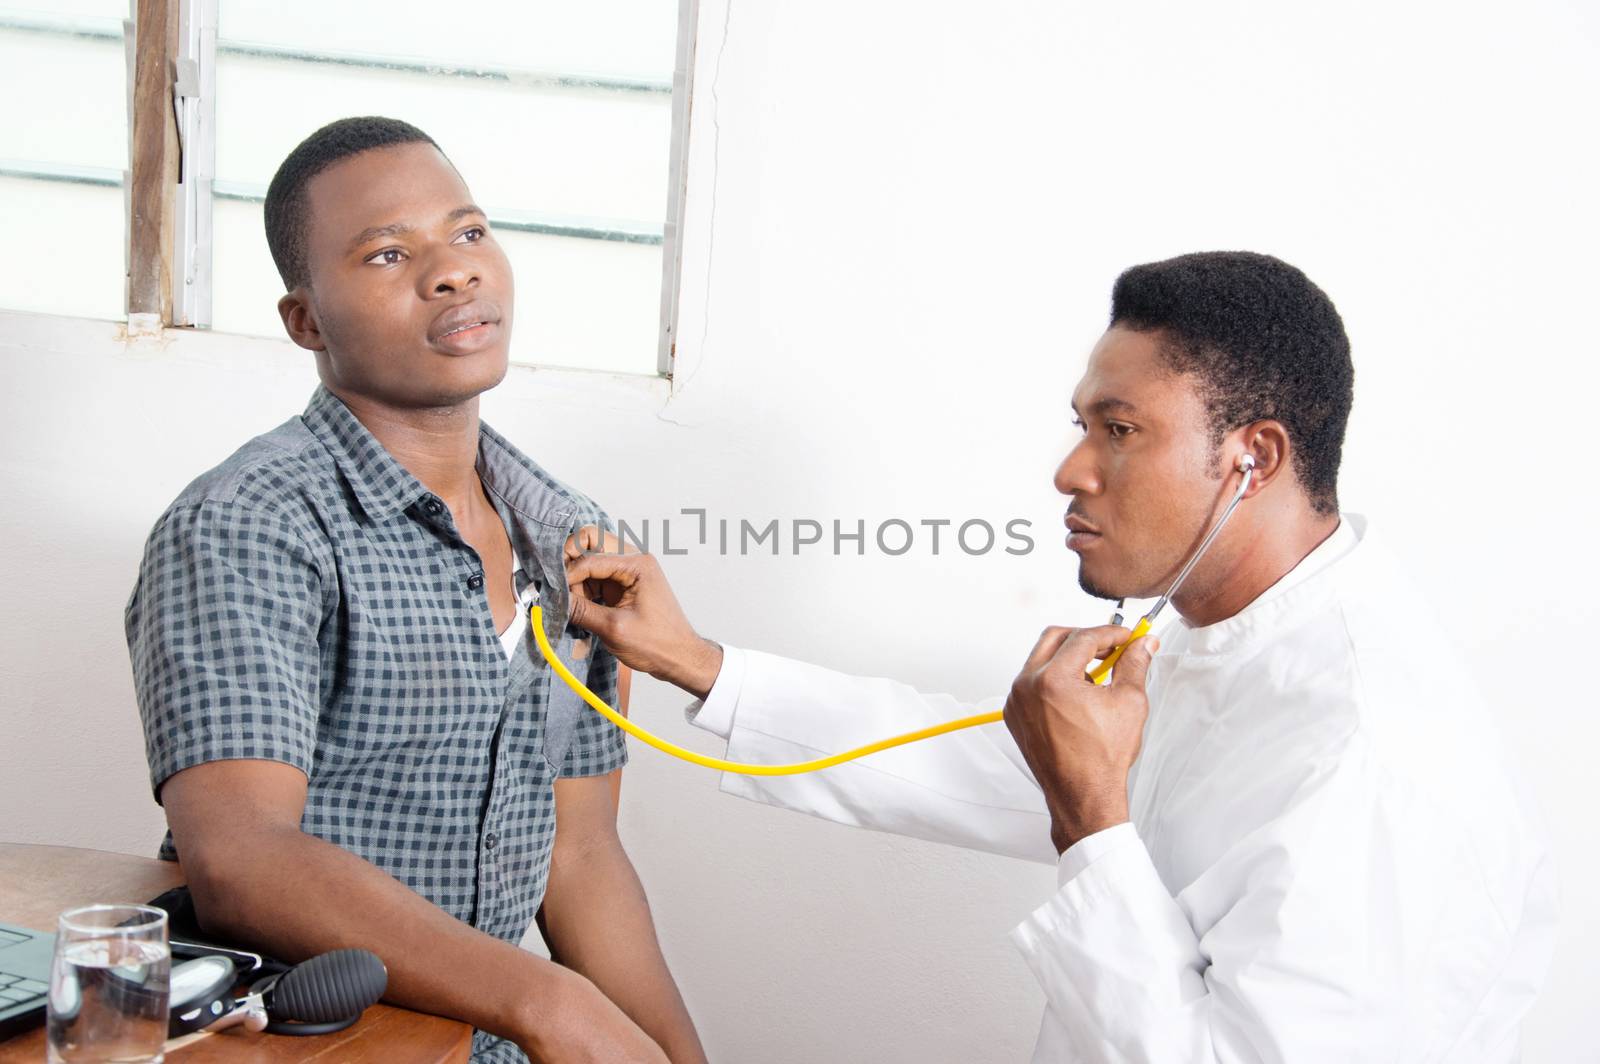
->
[[1108, 635, 1161, 691], [1022, 626, 1078, 671], [565, 548, 660, 595], [564, 524, 630, 560], [1047, 625, 1133, 679]]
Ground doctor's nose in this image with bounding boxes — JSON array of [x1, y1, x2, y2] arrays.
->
[[1054, 442, 1101, 497]]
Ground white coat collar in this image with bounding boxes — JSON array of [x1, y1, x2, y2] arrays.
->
[[1162, 513, 1367, 660]]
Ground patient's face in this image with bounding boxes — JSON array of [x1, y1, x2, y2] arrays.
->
[[1054, 327, 1229, 601], [291, 141, 514, 408]]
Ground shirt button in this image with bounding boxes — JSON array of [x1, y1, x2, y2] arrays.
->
[[466, 572, 484, 591], [423, 498, 444, 517], [484, 831, 499, 850]]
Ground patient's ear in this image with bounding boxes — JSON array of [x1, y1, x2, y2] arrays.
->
[[278, 289, 326, 352]]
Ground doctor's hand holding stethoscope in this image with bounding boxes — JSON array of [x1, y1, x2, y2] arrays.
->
[[999, 624, 1158, 855]]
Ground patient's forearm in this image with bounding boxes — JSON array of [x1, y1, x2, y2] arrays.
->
[[183, 824, 649, 1059]]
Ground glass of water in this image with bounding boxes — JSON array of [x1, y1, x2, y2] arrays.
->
[[47, 904, 170, 1064]]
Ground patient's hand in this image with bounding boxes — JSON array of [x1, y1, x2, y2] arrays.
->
[[564, 528, 724, 699]]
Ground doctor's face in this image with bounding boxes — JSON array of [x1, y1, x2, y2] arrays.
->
[[1054, 326, 1234, 601]]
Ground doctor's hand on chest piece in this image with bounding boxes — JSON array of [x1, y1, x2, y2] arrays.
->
[[563, 527, 725, 700], [1003, 625, 1160, 856]]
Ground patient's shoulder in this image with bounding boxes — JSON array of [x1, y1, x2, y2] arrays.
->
[[164, 416, 328, 520]]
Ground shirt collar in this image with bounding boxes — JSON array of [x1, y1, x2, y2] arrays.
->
[[301, 385, 585, 528], [302, 385, 429, 521], [475, 422, 587, 530]]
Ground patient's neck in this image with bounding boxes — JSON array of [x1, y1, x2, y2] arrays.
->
[[331, 387, 487, 517]]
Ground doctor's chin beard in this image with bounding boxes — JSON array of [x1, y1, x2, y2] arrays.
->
[[1076, 568, 1127, 602]]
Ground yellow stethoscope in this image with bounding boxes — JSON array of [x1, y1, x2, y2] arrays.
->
[[531, 455, 1256, 777]]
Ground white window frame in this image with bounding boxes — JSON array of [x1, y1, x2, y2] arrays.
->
[[0, 0, 696, 377]]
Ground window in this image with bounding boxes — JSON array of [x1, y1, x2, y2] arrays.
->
[[0, 0, 694, 376], [0, 3, 130, 322]]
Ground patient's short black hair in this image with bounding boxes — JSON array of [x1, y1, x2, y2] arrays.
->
[[1110, 251, 1354, 515], [264, 116, 442, 290]]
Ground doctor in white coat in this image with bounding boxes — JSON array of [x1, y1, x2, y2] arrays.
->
[[564, 251, 1557, 1062]]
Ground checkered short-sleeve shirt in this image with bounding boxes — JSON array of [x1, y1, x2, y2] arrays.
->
[[125, 386, 627, 1063]]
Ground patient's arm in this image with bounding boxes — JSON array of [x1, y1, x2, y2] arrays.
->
[[612, 665, 633, 806], [540, 774, 706, 1064], [538, 663, 705, 1064], [161, 758, 667, 1064]]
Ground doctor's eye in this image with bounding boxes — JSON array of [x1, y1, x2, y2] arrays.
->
[[365, 247, 406, 266], [1071, 417, 1087, 434], [454, 226, 486, 243], [1106, 421, 1135, 440]]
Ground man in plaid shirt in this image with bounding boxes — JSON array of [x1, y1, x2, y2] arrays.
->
[[125, 116, 703, 1064]]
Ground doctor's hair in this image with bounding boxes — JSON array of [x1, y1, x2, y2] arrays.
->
[[264, 116, 445, 291], [1110, 251, 1353, 515]]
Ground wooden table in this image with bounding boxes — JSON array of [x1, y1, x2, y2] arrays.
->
[[0, 844, 471, 1063]]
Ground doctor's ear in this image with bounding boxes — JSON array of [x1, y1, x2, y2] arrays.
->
[[1232, 421, 1290, 496], [278, 288, 327, 353]]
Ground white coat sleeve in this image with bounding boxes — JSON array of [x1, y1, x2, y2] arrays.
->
[[685, 645, 1057, 865], [1008, 744, 1556, 1062]]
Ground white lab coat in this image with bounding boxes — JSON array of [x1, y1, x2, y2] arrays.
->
[[686, 516, 1557, 1062]]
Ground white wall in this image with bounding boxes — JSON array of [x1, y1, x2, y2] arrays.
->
[[4, 0, 1598, 1060]]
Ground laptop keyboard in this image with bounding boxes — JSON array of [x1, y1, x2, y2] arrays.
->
[[0, 971, 48, 1008]]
